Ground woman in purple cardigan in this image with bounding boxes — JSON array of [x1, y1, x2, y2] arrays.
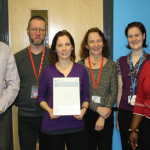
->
[[116, 22, 150, 150], [37, 30, 90, 150]]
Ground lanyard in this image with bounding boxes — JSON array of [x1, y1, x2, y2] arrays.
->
[[130, 52, 144, 94], [88, 56, 104, 92], [28, 46, 45, 85]]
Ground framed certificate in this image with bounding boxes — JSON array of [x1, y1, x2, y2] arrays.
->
[[53, 77, 80, 115]]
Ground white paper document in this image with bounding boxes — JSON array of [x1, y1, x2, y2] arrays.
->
[[53, 77, 80, 115]]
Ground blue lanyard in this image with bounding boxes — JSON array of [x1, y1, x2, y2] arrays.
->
[[130, 52, 144, 94]]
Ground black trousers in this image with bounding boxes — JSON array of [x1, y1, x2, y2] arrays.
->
[[18, 116, 45, 150], [142, 117, 150, 150], [0, 109, 11, 150], [42, 130, 88, 150], [84, 108, 114, 150], [118, 108, 143, 150]]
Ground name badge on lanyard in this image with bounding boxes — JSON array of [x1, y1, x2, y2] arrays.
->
[[128, 95, 136, 106], [28, 46, 45, 98], [88, 57, 104, 104], [128, 52, 144, 105], [31, 86, 38, 98]]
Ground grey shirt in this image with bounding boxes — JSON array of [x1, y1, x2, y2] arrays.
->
[[78, 59, 118, 111], [14, 47, 49, 116]]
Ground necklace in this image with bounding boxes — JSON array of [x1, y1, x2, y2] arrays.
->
[[90, 58, 102, 65]]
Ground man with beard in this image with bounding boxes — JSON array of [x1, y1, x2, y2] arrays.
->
[[14, 16, 49, 150], [0, 42, 20, 150]]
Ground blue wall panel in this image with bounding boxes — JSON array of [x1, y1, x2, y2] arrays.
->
[[113, 0, 150, 150]]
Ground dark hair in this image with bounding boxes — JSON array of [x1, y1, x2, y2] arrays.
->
[[49, 30, 76, 64], [79, 27, 109, 59], [28, 15, 46, 28], [125, 22, 148, 49]]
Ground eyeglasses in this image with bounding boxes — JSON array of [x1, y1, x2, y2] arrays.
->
[[30, 28, 46, 34]]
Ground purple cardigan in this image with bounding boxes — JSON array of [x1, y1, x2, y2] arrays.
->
[[37, 62, 90, 131], [116, 52, 150, 112]]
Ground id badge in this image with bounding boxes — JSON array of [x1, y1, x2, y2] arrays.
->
[[128, 95, 131, 104], [128, 95, 136, 106], [92, 96, 101, 103], [31, 86, 38, 98]]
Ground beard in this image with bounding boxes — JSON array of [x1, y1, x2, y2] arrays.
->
[[29, 36, 45, 46], [28, 30, 46, 46]]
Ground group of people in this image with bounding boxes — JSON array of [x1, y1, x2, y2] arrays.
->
[[0, 15, 150, 150]]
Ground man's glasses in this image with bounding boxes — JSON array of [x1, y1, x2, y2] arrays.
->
[[30, 28, 46, 34]]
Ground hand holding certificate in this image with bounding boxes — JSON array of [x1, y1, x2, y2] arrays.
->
[[48, 107, 60, 119], [73, 107, 87, 120]]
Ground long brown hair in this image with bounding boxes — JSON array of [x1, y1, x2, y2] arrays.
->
[[49, 30, 76, 64]]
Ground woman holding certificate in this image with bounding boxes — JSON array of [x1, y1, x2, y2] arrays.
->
[[37, 30, 90, 150], [78, 27, 118, 150]]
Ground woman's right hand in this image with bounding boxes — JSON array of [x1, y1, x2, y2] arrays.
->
[[97, 106, 111, 119], [48, 108, 60, 119], [129, 132, 138, 150], [95, 116, 105, 131], [116, 111, 120, 131]]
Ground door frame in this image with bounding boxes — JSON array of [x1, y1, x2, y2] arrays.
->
[[103, 0, 113, 60], [0, 0, 9, 45]]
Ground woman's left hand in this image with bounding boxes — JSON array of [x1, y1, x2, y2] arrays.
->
[[129, 132, 138, 150], [95, 116, 105, 131], [73, 108, 86, 120]]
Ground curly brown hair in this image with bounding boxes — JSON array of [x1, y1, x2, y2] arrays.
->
[[79, 27, 109, 59], [49, 30, 76, 64]]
